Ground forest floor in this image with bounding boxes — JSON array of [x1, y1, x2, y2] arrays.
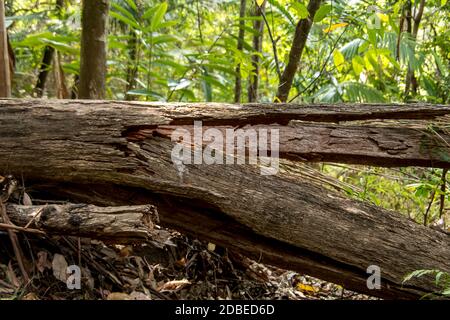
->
[[0, 225, 376, 300]]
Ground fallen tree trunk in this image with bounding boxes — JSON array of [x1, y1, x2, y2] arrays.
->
[[4, 203, 161, 243], [0, 99, 449, 299]]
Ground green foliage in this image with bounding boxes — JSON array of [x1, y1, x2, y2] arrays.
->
[[5, 0, 450, 103], [313, 4, 332, 23], [403, 270, 450, 298]]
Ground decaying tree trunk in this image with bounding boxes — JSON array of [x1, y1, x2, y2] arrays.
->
[[5, 203, 162, 243], [0, 99, 450, 299]]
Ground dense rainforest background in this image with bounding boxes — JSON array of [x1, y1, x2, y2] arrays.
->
[[0, 0, 450, 300], [4, 0, 449, 104]]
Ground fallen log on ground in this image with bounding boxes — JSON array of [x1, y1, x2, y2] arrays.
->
[[4, 203, 161, 243], [0, 99, 449, 299]]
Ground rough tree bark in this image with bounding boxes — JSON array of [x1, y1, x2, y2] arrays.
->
[[0, 100, 449, 299], [79, 0, 110, 99], [276, 0, 321, 102]]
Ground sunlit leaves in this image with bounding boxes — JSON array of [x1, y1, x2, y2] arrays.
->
[[314, 81, 385, 103], [340, 39, 365, 60], [111, 2, 140, 29], [404, 269, 450, 297], [351, 56, 364, 76], [332, 49, 345, 72], [8, 0, 450, 105], [149, 2, 168, 32], [291, 2, 309, 19], [313, 4, 332, 22], [152, 34, 179, 45], [342, 82, 385, 102], [14, 32, 79, 55], [256, 0, 265, 7]]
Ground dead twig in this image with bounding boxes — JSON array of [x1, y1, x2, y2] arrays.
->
[[0, 176, 30, 283], [0, 222, 46, 235], [24, 206, 45, 229]]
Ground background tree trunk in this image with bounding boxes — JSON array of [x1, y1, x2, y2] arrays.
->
[[34, 46, 54, 97], [34, 0, 64, 98], [125, 30, 138, 101], [405, 0, 425, 99], [247, 1, 265, 102], [0, 0, 11, 97], [276, 0, 321, 102], [79, 0, 110, 99], [234, 0, 246, 103]]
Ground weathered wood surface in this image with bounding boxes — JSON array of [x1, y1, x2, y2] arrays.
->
[[0, 99, 449, 299], [1, 99, 449, 167], [4, 203, 161, 243]]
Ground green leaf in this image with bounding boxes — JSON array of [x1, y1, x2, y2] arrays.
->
[[142, 6, 158, 20], [127, 89, 165, 100], [403, 269, 439, 284], [268, 0, 296, 26], [124, 0, 138, 12], [200, 67, 212, 101], [291, 2, 309, 19], [435, 271, 444, 285], [200, 74, 228, 89], [154, 59, 188, 72], [150, 2, 168, 32], [157, 20, 179, 29], [314, 84, 341, 103], [340, 39, 365, 60], [313, 4, 332, 23], [152, 34, 179, 45], [111, 2, 139, 23], [433, 51, 448, 77], [352, 56, 364, 75], [41, 39, 79, 55], [358, 40, 369, 54], [367, 28, 377, 45], [333, 49, 345, 72], [342, 82, 386, 102], [110, 11, 140, 30]]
